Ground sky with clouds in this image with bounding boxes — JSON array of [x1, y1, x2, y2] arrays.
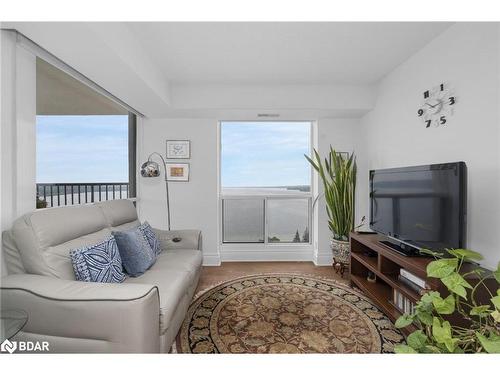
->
[[221, 121, 311, 188], [36, 115, 129, 183]]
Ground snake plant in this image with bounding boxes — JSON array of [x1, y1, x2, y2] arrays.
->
[[305, 147, 357, 241]]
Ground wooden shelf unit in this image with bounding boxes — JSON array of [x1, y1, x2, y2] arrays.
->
[[349, 232, 438, 325], [349, 232, 498, 335]]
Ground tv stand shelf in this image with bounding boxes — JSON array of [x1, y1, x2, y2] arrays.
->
[[349, 232, 438, 329]]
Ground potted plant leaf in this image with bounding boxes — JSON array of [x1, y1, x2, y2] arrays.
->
[[394, 249, 500, 354], [36, 194, 47, 209], [305, 147, 359, 267]]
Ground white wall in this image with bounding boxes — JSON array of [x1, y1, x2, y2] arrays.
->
[[358, 23, 500, 269], [171, 84, 375, 111], [315, 119, 360, 264], [0, 30, 37, 276], [137, 118, 220, 265], [138, 117, 359, 265]]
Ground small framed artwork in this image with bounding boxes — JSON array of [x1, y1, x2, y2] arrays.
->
[[166, 163, 190, 182], [166, 140, 190, 159]]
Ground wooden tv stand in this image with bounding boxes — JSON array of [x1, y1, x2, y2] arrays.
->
[[349, 232, 438, 326], [349, 232, 496, 334]]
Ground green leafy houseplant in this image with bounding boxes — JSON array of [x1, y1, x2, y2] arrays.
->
[[305, 147, 357, 241], [394, 249, 500, 353]]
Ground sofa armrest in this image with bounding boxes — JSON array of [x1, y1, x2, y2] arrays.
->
[[153, 228, 202, 251], [0, 274, 160, 353]]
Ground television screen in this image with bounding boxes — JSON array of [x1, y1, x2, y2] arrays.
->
[[369, 162, 466, 251]]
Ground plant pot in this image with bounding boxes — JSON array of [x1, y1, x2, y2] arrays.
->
[[330, 238, 350, 265]]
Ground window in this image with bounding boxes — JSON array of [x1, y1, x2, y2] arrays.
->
[[35, 58, 135, 208], [220, 121, 312, 244], [223, 199, 265, 243]]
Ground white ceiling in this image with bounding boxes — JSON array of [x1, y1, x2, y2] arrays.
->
[[37, 58, 127, 115], [129, 22, 452, 85], [4, 21, 452, 117]]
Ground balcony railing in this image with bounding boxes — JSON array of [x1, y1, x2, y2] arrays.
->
[[36, 183, 130, 208], [221, 194, 312, 245]]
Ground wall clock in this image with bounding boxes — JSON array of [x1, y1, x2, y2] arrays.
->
[[417, 83, 456, 128]]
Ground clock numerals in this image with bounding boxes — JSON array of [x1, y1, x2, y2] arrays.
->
[[419, 83, 455, 128]]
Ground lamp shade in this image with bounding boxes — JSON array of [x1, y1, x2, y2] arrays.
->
[[140, 160, 160, 177]]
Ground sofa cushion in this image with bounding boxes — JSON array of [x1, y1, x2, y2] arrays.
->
[[70, 236, 126, 283], [2, 230, 26, 275], [124, 250, 202, 333], [125, 268, 190, 333], [45, 228, 113, 279], [154, 250, 203, 277], [97, 200, 138, 227], [139, 222, 161, 256], [15, 204, 107, 249], [11, 205, 108, 277], [111, 220, 140, 232], [113, 227, 156, 277]]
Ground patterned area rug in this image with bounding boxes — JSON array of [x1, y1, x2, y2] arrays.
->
[[176, 274, 405, 353]]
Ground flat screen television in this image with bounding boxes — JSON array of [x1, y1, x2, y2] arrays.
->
[[369, 162, 467, 255]]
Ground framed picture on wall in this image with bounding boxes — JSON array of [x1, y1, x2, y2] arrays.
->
[[166, 140, 191, 159], [166, 163, 190, 182]]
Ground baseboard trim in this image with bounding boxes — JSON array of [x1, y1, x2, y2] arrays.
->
[[221, 249, 313, 262], [203, 254, 222, 266], [313, 252, 333, 266]]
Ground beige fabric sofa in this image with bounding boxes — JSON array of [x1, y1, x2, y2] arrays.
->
[[0, 199, 202, 353]]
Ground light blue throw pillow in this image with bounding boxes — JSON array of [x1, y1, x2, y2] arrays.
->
[[70, 236, 126, 283], [138, 221, 162, 256], [113, 227, 156, 277]]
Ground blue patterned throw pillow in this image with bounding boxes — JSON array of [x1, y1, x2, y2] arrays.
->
[[70, 236, 126, 283], [113, 227, 157, 277], [139, 221, 162, 256]]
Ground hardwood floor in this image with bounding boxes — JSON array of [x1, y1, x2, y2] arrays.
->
[[196, 261, 348, 293]]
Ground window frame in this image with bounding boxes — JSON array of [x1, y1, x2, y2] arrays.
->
[[218, 120, 315, 248], [128, 112, 137, 198]]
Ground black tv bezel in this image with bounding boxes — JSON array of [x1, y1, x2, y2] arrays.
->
[[369, 162, 467, 251]]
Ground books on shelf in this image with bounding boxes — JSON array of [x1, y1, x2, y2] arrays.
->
[[392, 289, 415, 315], [400, 268, 429, 289], [398, 275, 430, 296]]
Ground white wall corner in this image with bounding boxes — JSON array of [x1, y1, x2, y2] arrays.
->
[[86, 23, 171, 107], [15, 43, 37, 217], [203, 253, 221, 266], [1, 30, 17, 234], [313, 246, 333, 266], [0, 30, 37, 226]]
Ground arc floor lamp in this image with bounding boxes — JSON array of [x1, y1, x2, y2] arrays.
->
[[140, 152, 171, 231]]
